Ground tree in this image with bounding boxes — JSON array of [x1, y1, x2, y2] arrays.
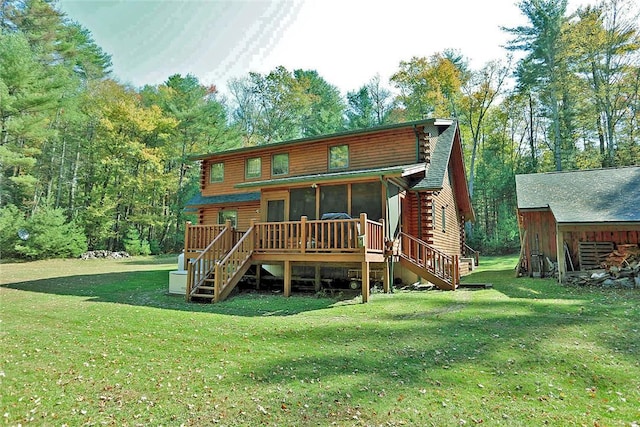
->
[[346, 75, 396, 129], [293, 69, 345, 136], [505, 0, 570, 171], [565, 0, 640, 167], [390, 53, 464, 120], [460, 59, 511, 201]]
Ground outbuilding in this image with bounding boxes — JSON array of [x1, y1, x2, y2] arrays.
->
[[515, 166, 640, 281]]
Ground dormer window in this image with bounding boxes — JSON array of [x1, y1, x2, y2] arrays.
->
[[329, 145, 349, 170], [210, 162, 224, 183]]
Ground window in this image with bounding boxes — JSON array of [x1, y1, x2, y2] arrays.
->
[[441, 205, 446, 231], [352, 182, 382, 221], [272, 153, 289, 176], [210, 162, 224, 183], [218, 210, 237, 228], [329, 145, 349, 170], [290, 187, 317, 220], [320, 185, 347, 216], [245, 157, 261, 179]]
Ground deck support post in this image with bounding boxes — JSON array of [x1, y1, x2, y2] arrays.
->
[[284, 260, 291, 297], [361, 261, 370, 303], [383, 260, 390, 293], [314, 266, 321, 292], [256, 264, 261, 290], [300, 216, 307, 254]]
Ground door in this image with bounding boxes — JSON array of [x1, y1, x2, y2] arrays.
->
[[262, 190, 289, 222], [267, 199, 285, 222]]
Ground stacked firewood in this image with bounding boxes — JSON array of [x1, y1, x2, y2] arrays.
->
[[565, 244, 640, 288]]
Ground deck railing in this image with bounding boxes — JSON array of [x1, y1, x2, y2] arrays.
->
[[186, 226, 232, 300], [365, 218, 385, 253], [399, 232, 458, 284], [184, 215, 386, 257], [252, 214, 383, 253], [184, 222, 227, 253], [214, 225, 255, 302]]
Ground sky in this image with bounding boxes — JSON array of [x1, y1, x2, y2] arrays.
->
[[55, 0, 589, 95]]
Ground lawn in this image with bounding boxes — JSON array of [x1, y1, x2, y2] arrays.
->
[[1, 255, 638, 426]]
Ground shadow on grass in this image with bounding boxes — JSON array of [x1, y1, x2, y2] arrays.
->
[[0, 270, 348, 317]]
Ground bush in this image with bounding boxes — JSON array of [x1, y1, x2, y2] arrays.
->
[[0, 204, 27, 259], [10, 206, 88, 260], [123, 227, 151, 256]]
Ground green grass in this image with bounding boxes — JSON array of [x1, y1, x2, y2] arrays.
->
[[1, 255, 639, 426]]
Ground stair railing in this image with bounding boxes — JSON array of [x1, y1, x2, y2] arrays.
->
[[186, 224, 233, 301], [399, 232, 458, 286], [213, 225, 255, 302]]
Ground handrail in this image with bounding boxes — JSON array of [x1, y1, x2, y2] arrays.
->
[[399, 232, 458, 285], [184, 222, 227, 253], [186, 228, 231, 300], [464, 243, 480, 266], [214, 225, 255, 302]]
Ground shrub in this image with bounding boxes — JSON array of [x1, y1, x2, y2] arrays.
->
[[0, 204, 27, 259], [123, 227, 151, 256], [13, 206, 88, 260]]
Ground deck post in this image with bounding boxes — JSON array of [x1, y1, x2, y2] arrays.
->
[[284, 260, 291, 297], [383, 260, 390, 293], [184, 221, 192, 255], [214, 263, 222, 302], [361, 261, 370, 303], [359, 213, 368, 251], [300, 216, 307, 254], [255, 264, 261, 290], [314, 266, 321, 292], [224, 219, 233, 248]]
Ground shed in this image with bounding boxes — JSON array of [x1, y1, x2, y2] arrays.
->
[[515, 166, 640, 281]]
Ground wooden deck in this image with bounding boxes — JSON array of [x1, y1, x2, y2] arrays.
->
[[184, 214, 459, 303]]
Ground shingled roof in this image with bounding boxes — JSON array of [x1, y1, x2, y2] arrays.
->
[[410, 122, 457, 191], [186, 192, 261, 207], [515, 166, 640, 223]]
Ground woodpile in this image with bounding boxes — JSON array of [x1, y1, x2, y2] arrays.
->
[[565, 244, 640, 288]]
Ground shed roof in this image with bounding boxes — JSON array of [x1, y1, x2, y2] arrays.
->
[[515, 166, 640, 223]]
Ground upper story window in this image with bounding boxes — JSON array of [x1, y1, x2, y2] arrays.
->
[[210, 162, 224, 183], [272, 153, 289, 176], [245, 157, 261, 179], [329, 145, 349, 170]]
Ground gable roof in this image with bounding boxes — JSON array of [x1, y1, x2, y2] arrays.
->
[[410, 122, 475, 221], [411, 122, 457, 191], [515, 166, 640, 223], [190, 118, 454, 160]]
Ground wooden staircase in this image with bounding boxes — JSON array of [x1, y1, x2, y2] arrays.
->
[[398, 232, 459, 290], [186, 226, 255, 302]]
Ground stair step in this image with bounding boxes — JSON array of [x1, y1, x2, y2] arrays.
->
[[192, 293, 215, 299], [197, 286, 215, 291]]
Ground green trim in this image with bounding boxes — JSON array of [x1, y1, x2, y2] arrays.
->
[[235, 165, 414, 189]]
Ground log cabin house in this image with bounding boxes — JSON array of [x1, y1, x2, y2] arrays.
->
[[183, 118, 476, 302], [515, 166, 640, 281]]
